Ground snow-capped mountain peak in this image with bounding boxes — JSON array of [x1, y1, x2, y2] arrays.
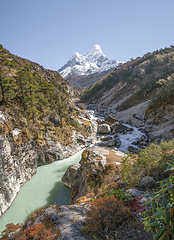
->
[[58, 45, 122, 79], [86, 44, 105, 58]]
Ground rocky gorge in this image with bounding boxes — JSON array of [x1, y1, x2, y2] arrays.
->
[[0, 45, 174, 239], [0, 105, 97, 218], [1, 111, 152, 239], [0, 45, 98, 218]]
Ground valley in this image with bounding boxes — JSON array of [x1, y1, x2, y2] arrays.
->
[[0, 44, 174, 239]]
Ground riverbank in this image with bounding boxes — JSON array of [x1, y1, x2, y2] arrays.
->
[[0, 150, 83, 234], [0, 112, 146, 238], [0, 104, 97, 218]]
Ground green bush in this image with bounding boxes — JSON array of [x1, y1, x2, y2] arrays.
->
[[105, 188, 129, 201], [143, 160, 174, 240], [148, 76, 174, 109], [121, 140, 174, 186]]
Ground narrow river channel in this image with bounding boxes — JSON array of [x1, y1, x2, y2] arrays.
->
[[0, 111, 144, 235], [0, 150, 83, 235]]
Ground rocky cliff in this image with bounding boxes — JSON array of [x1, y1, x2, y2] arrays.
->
[[0, 111, 38, 216], [0, 45, 97, 216], [62, 146, 125, 203]]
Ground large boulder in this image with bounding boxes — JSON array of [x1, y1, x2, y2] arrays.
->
[[105, 115, 118, 124], [100, 136, 113, 141], [140, 176, 156, 189], [98, 139, 116, 147], [98, 124, 111, 134], [112, 122, 133, 134]]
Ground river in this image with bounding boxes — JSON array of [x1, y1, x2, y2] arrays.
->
[[0, 112, 143, 235], [0, 150, 83, 235]]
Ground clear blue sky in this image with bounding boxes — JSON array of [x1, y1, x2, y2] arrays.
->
[[1, 0, 174, 70]]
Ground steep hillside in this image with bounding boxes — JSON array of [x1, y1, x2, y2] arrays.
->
[[81, 46, 174, 140], [66, 68, 115, 91], [0, 44, 95, 145], [0, 45, 96, 216]]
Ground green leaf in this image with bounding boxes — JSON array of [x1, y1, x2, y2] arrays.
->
[[164, 211, 170, 225], [149, 221, 160, 227], [162, 198, 167, 207], [167, 234, 173, 240], [169, 229, 174, 235], [164, 166, 174, 172], [143, 220, 149, 227], [164, 185, 173, 192], [152, 201, 158, 212], [159, 231, 166, 240], [153, 227, 165, 240], [152, 210, 164, 218], [143, 212, 149, 219]]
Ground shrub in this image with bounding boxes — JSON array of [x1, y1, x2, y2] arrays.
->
[[143, 160, 174, 240], [105, 188, 129, 201], [121, 140, 174, 186], [148, 76, 174, 109], [1, 223, 57, 240], [83, 196, 132, 239]]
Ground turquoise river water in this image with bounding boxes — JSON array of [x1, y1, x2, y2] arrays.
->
[[0, 150, 83, 235]]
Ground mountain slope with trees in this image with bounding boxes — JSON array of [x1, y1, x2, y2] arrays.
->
[[81, 45, 174, 141], [0, 44, 93, 146], [0, 44, 96, 217]]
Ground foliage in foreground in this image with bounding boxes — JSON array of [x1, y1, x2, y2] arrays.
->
[[1, 223, 58, 240], [121, 139, 174, 186], [83, 196, 132, 239], [143, 160, 174, 240]]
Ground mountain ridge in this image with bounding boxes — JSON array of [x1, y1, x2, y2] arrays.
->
[[58, 44, 122, 80]]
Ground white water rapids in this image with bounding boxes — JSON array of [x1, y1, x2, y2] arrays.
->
[[117, 123, 143, 152]]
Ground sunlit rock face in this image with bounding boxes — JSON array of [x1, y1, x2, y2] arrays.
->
[[0, 108, 97, 217], [0, 120, 38, 216]]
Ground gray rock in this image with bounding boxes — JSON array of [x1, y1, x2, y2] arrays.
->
[[98, 124, 111, 134], [100, 136, 113, 141], [0, 137, 37, 217], [114, 137, 121, 148], [98, 139, 116, 147], [126, 188, 143, 197], [24, 205, 88, 240], [77, 138, 86, 145], [112, 122, 133, 134], [105, 115, 118, 124], [62, 164, 80, 188], [50, 115, 60, 126], [140, 176, 156, 188], [62, 147, 107, 203], [0, 108, 98, 217], [128, 145, 138, 153]]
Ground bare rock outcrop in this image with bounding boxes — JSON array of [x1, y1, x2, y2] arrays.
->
[[62, 147, 107, 203], [62, 146, 125, 203], [0, 112, 38, 216]]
